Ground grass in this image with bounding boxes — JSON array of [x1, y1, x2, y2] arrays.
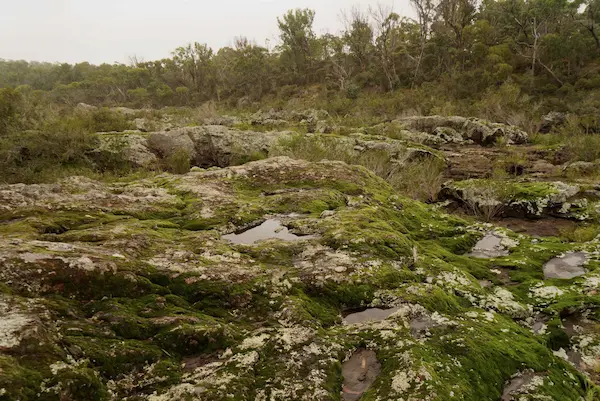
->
[[271, 133, 445, 201]]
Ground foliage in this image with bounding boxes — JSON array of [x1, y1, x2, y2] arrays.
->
[[0, 2, 597, 127]]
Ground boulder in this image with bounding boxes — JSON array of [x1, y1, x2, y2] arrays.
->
[[442, 179, 586, 220], [563, 161, 599, 176], [539, 112, 567, 133]]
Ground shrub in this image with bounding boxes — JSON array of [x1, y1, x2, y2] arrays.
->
[[89, 108, 135, 132], [0, 88, 22, 135]]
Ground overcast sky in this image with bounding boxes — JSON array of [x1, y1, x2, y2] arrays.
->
[[0, 0, 413, 65]]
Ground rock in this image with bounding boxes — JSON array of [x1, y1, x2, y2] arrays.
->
[[442, 179, 586, 220], [563, 161, 599, 176], [468, 231, 517, 258], [250, 108, 330, 126], [432, 126, 464, 144], [95, 132, 158, 168], [543, 252, 588, 279], [0, 155, 595, 399], [92, 126, 440, 172], [203, 115, 241, 127], [539, 111, 567, 133], [396, 115, 528, 146], [111, 106, 137, 116], [530, 160, 557, 177], [147, 129, 196, 161], [75, 103, 97, 112]]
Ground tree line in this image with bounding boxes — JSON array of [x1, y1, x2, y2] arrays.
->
[[1, 0, 599, 109]]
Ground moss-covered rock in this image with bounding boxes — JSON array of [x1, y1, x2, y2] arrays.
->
[[1, 157, 599, 400]]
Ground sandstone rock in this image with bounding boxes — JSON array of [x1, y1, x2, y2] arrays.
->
[[396, 115, 528, 146]]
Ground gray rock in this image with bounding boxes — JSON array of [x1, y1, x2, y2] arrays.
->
[[563, 161, 598, 176], [539, 112, 567, 133], [396, 115, 528, 146]]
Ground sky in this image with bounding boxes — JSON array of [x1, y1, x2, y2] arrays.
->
[[0, 0, 412, 65]]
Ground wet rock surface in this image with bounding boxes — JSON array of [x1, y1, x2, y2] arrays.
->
[[501, 371, 545, 400]]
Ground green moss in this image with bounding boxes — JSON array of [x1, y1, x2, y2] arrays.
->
[[545, 319, 571, 351], [65, 337, 165, 378], [51, 365, 109, 401], [0, 355, 44, 401]]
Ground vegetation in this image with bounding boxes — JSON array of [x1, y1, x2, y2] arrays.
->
[[0, 1, 598, 125]]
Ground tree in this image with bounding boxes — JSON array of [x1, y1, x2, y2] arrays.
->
[[574, 0, 600, 49], [343, 8, 375, 72], [371, 5, 402, 91], [277, 9, 319, 83], [410, 0, 439, 85], [172, 43, 215, 98]]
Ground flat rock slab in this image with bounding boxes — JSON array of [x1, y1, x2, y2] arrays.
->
[[343, 307, 400, 325], [501, 371, 543, 400], [543, 252, 588, 279], [342, 349, 381, 401]]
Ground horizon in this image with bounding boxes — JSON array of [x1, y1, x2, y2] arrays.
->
[[0, 0, 408, 65]]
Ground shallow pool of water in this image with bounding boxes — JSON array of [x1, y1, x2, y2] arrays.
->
[[222, 219, 315, 245], [343, 307, 400, 325], [469, 232, 509, 258], [341, 349, 381, 401], [543, 252, 588, 279]]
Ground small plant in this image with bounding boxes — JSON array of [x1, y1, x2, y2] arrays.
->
[[386, 157, 446, 202], [453, 182, 506, 222], [164, 148, 191, 174]]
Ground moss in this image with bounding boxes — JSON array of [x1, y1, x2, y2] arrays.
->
[[0, 355, 44, 401], [545, 319, 571, 351], [51, 365, 109, 401], [65, 337, 165, 378], [293, 291, 341, 327], [450, 179, 561, 203], [154, 322, 235, 356]]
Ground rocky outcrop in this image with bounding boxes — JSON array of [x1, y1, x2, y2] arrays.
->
[[0, 157, 597, 400], [94, 126, 439, 171], [539, 111, 567, 133], [396, 115, 528, 146], [442, 179, 591, 220]]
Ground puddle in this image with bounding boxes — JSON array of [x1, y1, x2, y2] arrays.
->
[[469, 232, 509, 258], [341, 349, 381, 401], [343, 307, 400, 325], [222, 219, 315, 245], [501, 371, 541, 401], [543, 252, 588, 279]]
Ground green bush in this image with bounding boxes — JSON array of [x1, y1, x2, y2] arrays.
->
[[89, 108, 135, 132]]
